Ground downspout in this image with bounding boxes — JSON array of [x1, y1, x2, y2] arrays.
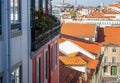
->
[[27, 0, 30, 83], [7, 0, 11, 83]]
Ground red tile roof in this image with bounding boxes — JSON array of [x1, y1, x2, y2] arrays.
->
[[59, 61, 82, 83], [109, 3, 120, 7], [86, 15, 115, 18], [61, 23, 96, 37], [97, 27, 120, 45], [85, 10, 118, 18], [103, 10, 119, 14], [59, 56, 86, 66], [69, 52, 98, 69], [60, 34, 101, 56]]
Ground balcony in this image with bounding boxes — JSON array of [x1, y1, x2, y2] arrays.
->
[[31, 21, 60, 51], [102, 62, 120, 66], [31, 8, 61, 51]]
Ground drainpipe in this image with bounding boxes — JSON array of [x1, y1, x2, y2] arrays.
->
[[6, 0, 11, 83], [27, 0, 30, 83]]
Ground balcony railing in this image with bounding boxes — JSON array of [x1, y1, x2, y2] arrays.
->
[[102, 62, 120, 66], [31, 21, 60, 51]]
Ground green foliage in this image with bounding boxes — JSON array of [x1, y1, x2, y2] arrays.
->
[[70, 10, 76, 18], [31, 8, 58, 31]]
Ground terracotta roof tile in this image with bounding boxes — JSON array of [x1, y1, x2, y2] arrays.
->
[[61, 23, 96, 37], [86, 15, 115, 18], [109, 3, 120, 7], [86, 11, 117, 18], [68, 52, 98, 69], [103, 10, 119, 14], [59, 56, 86, 66], [97, 27, 120, 45], [60, 34, 101, 56], [59, 61, 82, 83]]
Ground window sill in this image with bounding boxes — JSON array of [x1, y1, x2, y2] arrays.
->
[[11, 30, 22, 38]]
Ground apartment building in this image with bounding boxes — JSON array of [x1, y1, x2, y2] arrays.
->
[[97, 27, 120, 83], [0, 0, 60, 83], [82, 9, 120, 27], [0, 0, 31, 83]]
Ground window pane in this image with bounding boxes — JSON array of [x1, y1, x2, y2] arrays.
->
[[11, 0, 14, 23], [11, 65, 22, 83], [50, 46, 53, 72], [104, 56, 108, 63], [11, 0, 21, 23], [112, 57, 116, 64], [45, 51, 48, 79], [112, 47, 116, 52], [44, 50, 48, 81], [36, 57, 41, 83]]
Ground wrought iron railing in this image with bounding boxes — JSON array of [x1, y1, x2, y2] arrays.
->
[[31, 21, 60, 51]]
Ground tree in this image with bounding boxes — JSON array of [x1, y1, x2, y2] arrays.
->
[[70, 10, 76, 19]]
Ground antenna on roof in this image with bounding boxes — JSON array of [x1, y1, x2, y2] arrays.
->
[[63, 0, 64, 4]]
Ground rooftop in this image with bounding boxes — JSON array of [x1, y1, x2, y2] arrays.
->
[[61, 23, 96, 37], [59, 61, 82, 83], [109, 3, 120, 7], [97, 27, 120, 45], [60, 35, 101, 56], [68, 52, 98, 69], [59, 56, 86, 66]]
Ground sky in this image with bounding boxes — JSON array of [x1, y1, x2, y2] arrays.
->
[[52, 0, 118, 6]]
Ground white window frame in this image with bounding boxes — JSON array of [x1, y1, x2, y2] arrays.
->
[[55, 41, 58, 68], [104, 56, 108, 64], [44, 48, 48, 83], [36, 56, 41, 83], [112, 47, 116, 52], [50, 44, 54, 74], [11, 65, 22, 83], [10, 0, 21, 31], [112, 56, 116, 64]]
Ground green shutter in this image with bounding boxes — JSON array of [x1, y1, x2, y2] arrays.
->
[[111, 66, 117, 75]]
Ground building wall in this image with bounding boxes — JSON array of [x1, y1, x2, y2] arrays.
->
[[32, 36, 59, 83], [0, 0, 32, 83], [101, 46, 120, 63], [101, 45, 120, 83]]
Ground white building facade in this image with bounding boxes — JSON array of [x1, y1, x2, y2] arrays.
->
[[0, 0, 31, 83]]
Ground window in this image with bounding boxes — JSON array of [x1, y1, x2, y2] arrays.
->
[[36, 57, 41, 83], [11, 0, 21, 31], [50, 46, 53, 72], [55, 42, 58, 66], [112, 57, 116, 64], [11, 65, 22, 83], [111, 66, 117, 75], [35, 0, 43, 10], [54, 44, 56, 68], [112, 47, 116, 52], [104, 66, 108, 72], [31, 0, 43, 26], [0, 76, 3, 83], [44, 50, 48, 82], [104, 56, 108, 64], [0, 0, 2, 35]]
